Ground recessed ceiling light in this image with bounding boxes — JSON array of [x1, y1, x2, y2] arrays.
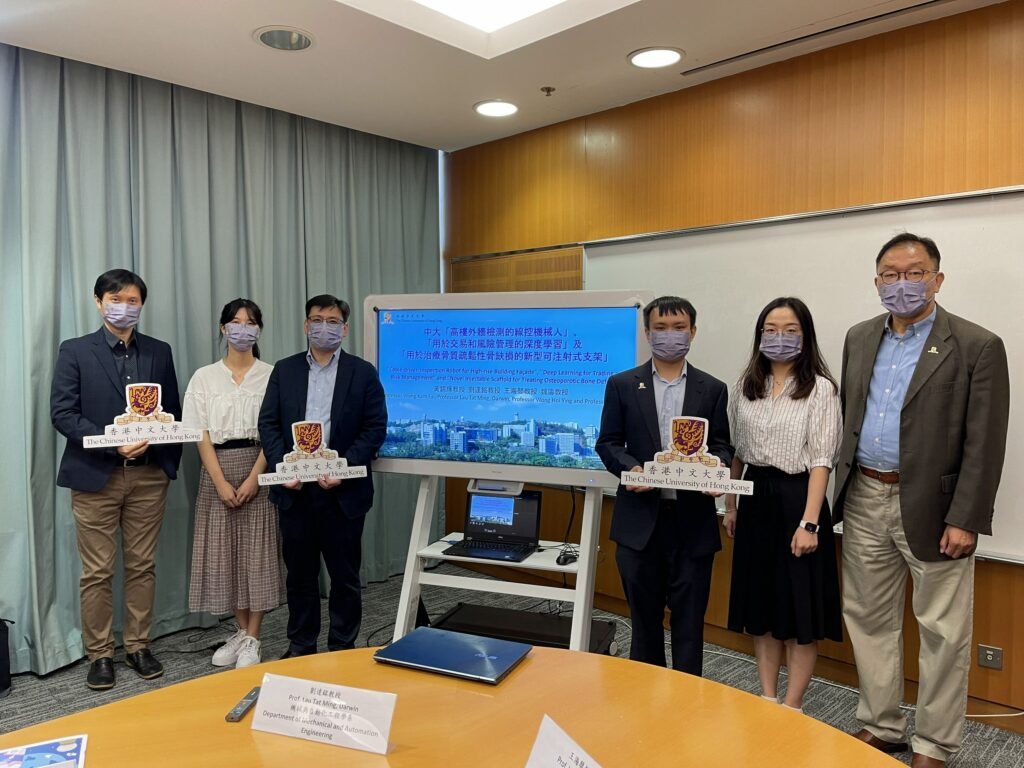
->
[[413, 0, 566, 34], [474, 100, 518, 117], [628, 47, 684, 69], [254, 26, 314, 51]]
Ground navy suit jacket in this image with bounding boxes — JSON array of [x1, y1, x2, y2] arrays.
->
[[51, 328, 183, 492], [596, 360, 733, 556], [258, 349, 387, 517]]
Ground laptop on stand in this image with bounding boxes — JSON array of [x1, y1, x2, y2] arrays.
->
[[442, 489, 542, 563]]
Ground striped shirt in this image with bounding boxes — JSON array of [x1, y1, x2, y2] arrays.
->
[[728, 375, 842, 474]]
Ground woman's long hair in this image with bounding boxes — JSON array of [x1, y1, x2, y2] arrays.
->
[[739, 297, 836, 401], [219, 298, 264, 359]]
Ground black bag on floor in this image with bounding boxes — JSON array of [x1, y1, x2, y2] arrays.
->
[[0, 618, 12, 699]]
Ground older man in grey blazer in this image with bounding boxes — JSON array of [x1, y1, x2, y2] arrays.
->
[[833, 233, 1009, 768]]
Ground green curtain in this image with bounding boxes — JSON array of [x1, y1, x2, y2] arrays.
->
[[0, 44, 441, 674]]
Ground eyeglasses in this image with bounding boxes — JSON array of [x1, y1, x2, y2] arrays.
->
[[307, 317, 346, 327], [761, 329, 801, 339], [876, 269, 937, 285]]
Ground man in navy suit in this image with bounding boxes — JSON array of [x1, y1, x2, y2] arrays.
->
[[51, 269, 182, 690], [258, 295, 387, 657], [597, 296, 733, 675]]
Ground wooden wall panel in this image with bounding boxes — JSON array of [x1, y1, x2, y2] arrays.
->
[[445, 120, 587, 257], [448, 247, 582, 293], [444, 1, 1024, 259]]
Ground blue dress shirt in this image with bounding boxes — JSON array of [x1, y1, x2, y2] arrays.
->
[[855, 307, 937, 470], [305, 349, 340, 446]]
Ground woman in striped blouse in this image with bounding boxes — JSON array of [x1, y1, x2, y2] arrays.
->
[[723, 296, 843, 713]]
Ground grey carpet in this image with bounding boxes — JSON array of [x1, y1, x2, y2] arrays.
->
[[1, 563, 1022, 767]]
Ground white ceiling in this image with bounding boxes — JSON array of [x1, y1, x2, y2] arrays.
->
[[0, 0, 1004, 151]]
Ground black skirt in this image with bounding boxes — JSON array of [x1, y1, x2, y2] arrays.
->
[[727, 464, 843, 644]]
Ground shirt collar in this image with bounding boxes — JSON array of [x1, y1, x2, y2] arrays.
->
[[306, 348, 340, 370], [101, 325, 137, 349], [651, 359, 687, 385], [885, 305, 937, 339]]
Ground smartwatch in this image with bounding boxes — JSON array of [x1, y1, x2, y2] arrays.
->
[[797, 520, 819, 533]]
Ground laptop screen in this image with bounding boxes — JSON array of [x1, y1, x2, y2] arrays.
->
[[464, 490, 541, 545]]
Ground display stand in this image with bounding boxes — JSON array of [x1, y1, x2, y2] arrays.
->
[[392, 476, 613, 652]]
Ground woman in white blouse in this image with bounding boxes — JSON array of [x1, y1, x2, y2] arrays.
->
[[183, 299, 284, 668], [723, 297, 842, 713]]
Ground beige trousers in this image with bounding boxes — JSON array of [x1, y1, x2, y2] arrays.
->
[[71, 463, 170, 659], [841, 470, 974, 762]]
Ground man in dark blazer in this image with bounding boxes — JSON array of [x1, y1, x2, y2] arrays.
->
[[597, 296, 733, 675], [50, 269, 182, 690], [834, 234, 1009, 768], [258, 294, 387, 657]]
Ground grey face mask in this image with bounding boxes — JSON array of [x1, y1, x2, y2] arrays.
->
[[649, 330, 690, 362], [879, 279, 930, 318], [759, 333, 802, 362], [103, 302, 141, 330], [308, 322, 344, 352], [225, 323, 260, 352]]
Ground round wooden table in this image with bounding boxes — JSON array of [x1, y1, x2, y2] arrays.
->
[[0, 647, 900, 766]]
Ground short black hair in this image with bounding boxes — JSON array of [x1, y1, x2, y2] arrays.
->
[[642, 296, 697, 329], [876, 233, 941, 269], [305, 294, 350, 322], [93, 269, 147, 304]]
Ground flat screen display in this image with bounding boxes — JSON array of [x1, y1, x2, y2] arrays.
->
[[375, 305, 638, 471]]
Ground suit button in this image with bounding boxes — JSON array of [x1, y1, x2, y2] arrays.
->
[[845, 462, 851, 467], [852, 431, 859, 437]]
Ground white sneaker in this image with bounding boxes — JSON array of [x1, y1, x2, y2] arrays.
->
[[212, 629, 247, 667], [235, 636, 261, 668]]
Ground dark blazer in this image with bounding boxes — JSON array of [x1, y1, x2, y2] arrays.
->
[[596, 361, 733, 556], [833, 305, 1010, 561], [258, 349, 387, 517], [51, 328, 183, 492]]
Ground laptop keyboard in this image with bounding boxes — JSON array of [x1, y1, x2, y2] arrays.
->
[[444, 540, 534, 555]]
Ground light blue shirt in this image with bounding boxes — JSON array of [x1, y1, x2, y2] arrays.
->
[[855, 307, 937, 471], [305, 349, 340, 446], [652, 360, 687, 500]]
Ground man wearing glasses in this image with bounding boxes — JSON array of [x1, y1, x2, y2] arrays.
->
[[832, 234, 1009, 767], [258, 295, 387, 657]]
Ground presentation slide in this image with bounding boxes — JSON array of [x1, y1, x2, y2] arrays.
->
[[376, 306, 637, 470], [468, 495, 515, 526]]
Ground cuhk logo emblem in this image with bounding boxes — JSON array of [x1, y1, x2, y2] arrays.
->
[[115, 383, 172, 424], [293, 421, 324, 454]]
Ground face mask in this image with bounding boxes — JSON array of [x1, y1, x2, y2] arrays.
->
[[759, 333, 802, 362], [224, 323, 260, 352], [103, 302, 141, 330], [879, 280, 930, 318], [308, 322, 344, 352], [649, 330, 690, 362]]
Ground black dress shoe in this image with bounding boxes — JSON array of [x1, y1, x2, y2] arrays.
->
[[125, 648, 164, 680], [279, 647, 316, 660], [86, 657, 115, 690]]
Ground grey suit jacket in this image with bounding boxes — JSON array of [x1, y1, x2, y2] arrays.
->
[[832, 304, 1010, 561]]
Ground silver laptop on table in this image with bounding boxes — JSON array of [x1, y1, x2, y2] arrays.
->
[[373, 627, 532, 684]]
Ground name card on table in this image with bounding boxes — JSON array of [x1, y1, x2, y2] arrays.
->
[[257, 420, 367, 486], [83, 383, 202, 447], [526, 715, 602, 768], [251, 673, 396, 755], [619, 416, 753, 496]]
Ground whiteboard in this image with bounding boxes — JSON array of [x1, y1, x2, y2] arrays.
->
[[585, 191, 1023, 564]]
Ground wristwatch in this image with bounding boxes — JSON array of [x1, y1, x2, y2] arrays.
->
[[797, 520, 819, 533]]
